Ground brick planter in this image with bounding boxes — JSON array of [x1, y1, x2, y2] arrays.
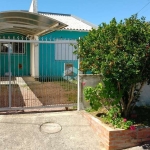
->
[[81, 111, 150, 150]]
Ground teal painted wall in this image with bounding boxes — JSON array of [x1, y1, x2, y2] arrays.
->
[[0, 33, 30, 76], [39, 30, 88, 79]]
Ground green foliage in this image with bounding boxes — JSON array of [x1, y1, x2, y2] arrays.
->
[[102, 107, 133, 129], [84, 86, 102, 110], [76, 15, 150, 117], [84, 80, 122, 111], [85, 107, 95, 112], [84, 84, 133, 129]]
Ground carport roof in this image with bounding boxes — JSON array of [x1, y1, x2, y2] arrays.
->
[[0, 11, 67, 36]]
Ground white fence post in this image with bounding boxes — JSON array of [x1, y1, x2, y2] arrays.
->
[[8, 43, 12, 108], [77, 60, 80, 111]]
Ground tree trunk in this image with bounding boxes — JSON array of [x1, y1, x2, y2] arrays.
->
[[124, 106, 131, 118], [123, 82, 145, 118]]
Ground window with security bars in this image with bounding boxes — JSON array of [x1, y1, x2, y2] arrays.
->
[[55, 40, 77, 60], [0, 43, 25, 54]]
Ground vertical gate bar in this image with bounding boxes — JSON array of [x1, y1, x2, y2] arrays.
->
[[4, 43, 6, 106], [71, 40, 73, 105], [17, 41, 19, 106], [0, 42, 1, 107], [18, 40, 19, 77], [71, 40, 73, 104], [18, 40, 20, 106], [49, 40, 50, 104], [16, 41, 18, 107], [59, 40, 61, 105], [13, 41, 15, 107], [42, 41, 44, 105], [46, 41, 48, 103], [11, 41, 13, 106], [26, 38, 27, 77], [60, 40, 63, 104], [25, 39, 27, 107], [56, 39, 59, 105], [54, 38, 56, 104], [22, 41, 23, 77], [66, 41, 69, 104], [8, 43, 12, 108], [21, 40, 23, 107], [77, 37, 80, 111], [64, 41, 66, 104], [59, 40, 61, 104], [13, 39, 17, 106], [55, 38, 57, 104], [50, 38, 52, 104], [3, 39, 6, 106]]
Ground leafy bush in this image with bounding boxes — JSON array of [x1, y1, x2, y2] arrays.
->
[[84, 84, 133, 129], [76, 15, 150, 117], [102, 107, 133, 129], [84, 80, 122, 111]]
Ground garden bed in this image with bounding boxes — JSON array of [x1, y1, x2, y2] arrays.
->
[[81, 111, 150, 150]]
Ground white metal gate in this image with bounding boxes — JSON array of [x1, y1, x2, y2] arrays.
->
[[0, 37, 78, 111]]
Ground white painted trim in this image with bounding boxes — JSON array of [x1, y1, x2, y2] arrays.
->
[[0, 39, 77, 44]]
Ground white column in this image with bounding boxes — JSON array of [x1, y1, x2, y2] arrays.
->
[[34, 36, 39, 78], [30, 36, 39, 78], [30, 42, 34, 76]]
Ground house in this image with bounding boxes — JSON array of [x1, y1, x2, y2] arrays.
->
[[0, 0, 98, 110], [0, 4, 97, 80], [38, 11, 97, 80]]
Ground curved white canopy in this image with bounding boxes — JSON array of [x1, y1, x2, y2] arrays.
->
[[0, 11, 67, 36]]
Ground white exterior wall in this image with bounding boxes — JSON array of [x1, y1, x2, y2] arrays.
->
[[137, 84, 150, 106]]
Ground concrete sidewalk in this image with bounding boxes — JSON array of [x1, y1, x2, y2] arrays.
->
[[0, 111, 104, 150]]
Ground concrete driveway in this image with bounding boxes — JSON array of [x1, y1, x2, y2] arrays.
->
[[0, 111, 104, 150]]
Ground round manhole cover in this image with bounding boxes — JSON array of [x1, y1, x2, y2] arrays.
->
[[40, 123, 62, 134]]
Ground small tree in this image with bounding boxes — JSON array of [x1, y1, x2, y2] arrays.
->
[[75, 15, 150, 117]]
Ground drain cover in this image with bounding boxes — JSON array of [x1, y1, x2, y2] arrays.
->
[[40, 123, 62, 134]]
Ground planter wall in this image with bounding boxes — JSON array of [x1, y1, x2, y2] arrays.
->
[[82, 111, 150, 150]]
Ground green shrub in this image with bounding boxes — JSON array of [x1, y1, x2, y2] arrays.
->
[[76, 15, 150, 117]]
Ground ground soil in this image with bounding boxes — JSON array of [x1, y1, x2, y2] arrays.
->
[[0, 77, 77, 108]]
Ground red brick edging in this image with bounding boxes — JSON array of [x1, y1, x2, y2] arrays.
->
[[81, 111, 150, 150]]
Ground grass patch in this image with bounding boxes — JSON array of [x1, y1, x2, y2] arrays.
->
[[59, 81, 77, 91]]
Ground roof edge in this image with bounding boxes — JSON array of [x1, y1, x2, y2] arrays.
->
[[71, 15, 98, 29], [38, 11, 71, 16], [59, 29, 90, 32]]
